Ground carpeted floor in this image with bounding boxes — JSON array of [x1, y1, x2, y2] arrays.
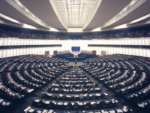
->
[[68, 61, 83, 66]]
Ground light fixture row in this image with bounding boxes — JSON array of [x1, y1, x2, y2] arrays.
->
[[102, 0, 140, 27], [13, 0, 50, 29], [52, 0, 99, 28]]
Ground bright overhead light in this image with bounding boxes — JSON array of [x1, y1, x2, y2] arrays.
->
[[0, 13, 38, 29], [50, 28, 59, 32], [123, 8, 127, 12], [7, 0, 51, 29], [36, 18, 41, 21], [0, 13, 20, 24], [17, 1, 22, 7], [129, 14, 150, 24], [92, 27, 101, 32], [113, 24, 128, 29], [25, 9, 29, 12], [31, 14, 35, 18], [119, 12, 123, 15], [22, 24, 37, 29], [130, 0, 137, 7], [51, 0, 100, 28], [100, 0, 145, 28]]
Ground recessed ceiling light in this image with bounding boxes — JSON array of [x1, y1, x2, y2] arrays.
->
[[130, 0, 137, 7], [0, 13, 20, 24], [25, 9, 29, 12], [17, 2, 22, 7]]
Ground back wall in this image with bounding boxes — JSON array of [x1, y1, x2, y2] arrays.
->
[[0, 37, 150, 58]]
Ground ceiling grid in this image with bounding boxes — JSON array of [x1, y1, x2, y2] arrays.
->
[[51, 0, 99, 28]]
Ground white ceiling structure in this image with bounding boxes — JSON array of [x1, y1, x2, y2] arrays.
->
[[50, 0, 101, 29], [0, 0, 149, 33], [100, 0, 145, 28]]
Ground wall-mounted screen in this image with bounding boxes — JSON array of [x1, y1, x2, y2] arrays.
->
[[72, 47, 80, 51]]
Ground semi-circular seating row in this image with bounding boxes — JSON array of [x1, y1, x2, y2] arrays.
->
[[31, 97, 118, 110], [80, 54, 150, 112], [0, 55, 70, 111], [23, 105, 132, 113], [29, 67, 120, 111]]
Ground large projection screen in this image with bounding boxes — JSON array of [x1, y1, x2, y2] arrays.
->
[[72, 47, 80, 51]]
